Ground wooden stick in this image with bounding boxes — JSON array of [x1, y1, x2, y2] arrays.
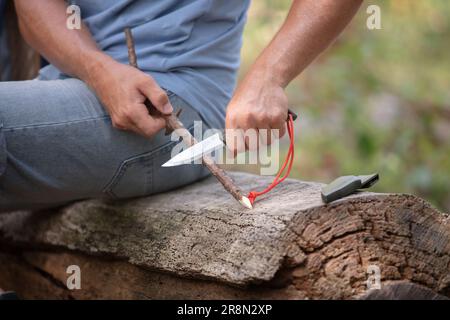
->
[[124, 28, 138, 69], [124, 28, 252, 209]]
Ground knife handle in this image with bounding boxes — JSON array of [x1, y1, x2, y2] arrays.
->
[[287, 108, 298, 121]]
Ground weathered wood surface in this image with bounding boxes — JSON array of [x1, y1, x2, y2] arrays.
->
[[0, 172, 449, 299], [361, 282, 448, 300]]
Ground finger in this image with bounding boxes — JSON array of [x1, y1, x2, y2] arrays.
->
[[258, 125, 272, 147], [244, 128, 259, 152], [269, 112, 287, 140], [129, 104, 166, 138], [240, 113, 258, 152], [276, 123, 287, 140], [225, 128, 246, 157], [138, 76, 173, 115]]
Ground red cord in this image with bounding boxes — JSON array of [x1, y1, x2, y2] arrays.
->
[[247, 114, 296, 205]]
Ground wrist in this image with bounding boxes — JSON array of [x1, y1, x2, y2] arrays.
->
[[246, 58, 289, 89], [79, 51, 117, 88]]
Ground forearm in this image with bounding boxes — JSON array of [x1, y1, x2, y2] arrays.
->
[[249, 0, 363, 88], [15, 0, 172, 138], [14, 0, 114, 84], [226, 0, 362, 151]]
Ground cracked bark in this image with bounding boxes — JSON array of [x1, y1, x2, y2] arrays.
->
[[0, 172, 449, 299]]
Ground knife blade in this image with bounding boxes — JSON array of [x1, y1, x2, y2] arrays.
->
[[162, 133, 224, 167]]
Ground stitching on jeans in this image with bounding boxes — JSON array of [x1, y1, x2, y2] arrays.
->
[[103, 124, 194, 199], [59, 79, 106, 118], [2, 116, 111, 131], [166, 90, 176, 98], [3, 89, 173, 131], [103, 140, 180, 199]]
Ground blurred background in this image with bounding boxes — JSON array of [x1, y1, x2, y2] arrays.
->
[[239, 0, 450, 212]]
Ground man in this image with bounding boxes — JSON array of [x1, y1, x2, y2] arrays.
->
[[0, 0, 362, 211]]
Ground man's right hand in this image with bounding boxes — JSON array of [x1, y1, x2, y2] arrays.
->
[[87, 57, 173, 138]]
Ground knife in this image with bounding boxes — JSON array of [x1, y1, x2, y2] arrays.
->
[[162, 109, 297, 167]]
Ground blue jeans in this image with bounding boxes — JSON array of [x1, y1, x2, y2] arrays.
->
[[0, 78, 210, 212]]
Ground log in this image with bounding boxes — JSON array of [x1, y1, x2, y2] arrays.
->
[[0, 172, 449, 299]]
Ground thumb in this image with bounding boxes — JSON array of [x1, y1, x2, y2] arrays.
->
[[138, 76, 173, 115]]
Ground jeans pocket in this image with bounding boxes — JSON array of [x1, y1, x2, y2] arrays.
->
[[102, 118, 197, 199], [102, 140, 178, 199]]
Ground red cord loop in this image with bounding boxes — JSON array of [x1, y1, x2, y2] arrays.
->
[[247, 114, 296, 205], [247, 191, 258, 205]]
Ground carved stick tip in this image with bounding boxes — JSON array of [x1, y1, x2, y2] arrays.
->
[[240, 196, 253, 209]]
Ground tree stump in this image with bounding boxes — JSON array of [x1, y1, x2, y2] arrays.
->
[[0, 172, 448, 299]]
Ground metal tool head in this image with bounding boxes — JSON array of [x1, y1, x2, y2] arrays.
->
[[321, 173, 379, 203], [162, 133, 224, 167], [321, 175, 361, 204]]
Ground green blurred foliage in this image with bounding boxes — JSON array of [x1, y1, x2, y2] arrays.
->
[[240, 0, 450, 211]]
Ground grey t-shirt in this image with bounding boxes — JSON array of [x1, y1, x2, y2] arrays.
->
[[40, 0, 251, 129]]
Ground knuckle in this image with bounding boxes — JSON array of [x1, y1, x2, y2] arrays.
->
[[275, 109, 286, 120], [259, 112, 271, 123], [241, 111, 254, 125], [140, 74, 153, 84], [121, 108, 133, 120], [227, 111, 239, 125], [271, 111, 285, 127], [126, 105, 141, 119]]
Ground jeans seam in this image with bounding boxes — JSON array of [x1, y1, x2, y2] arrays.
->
[[103, 124, 194, 199], [2, 116, 111, 131], [3, 90, 173, 132], [102, 139, 179, 199], [58, 79, 105, 118]]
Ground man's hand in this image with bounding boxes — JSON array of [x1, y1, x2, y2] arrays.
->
[[15, 0, 172, 139], [225, 69, 288, 154], [88, 58, 172, 138], [225, 0, 362, 154]]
